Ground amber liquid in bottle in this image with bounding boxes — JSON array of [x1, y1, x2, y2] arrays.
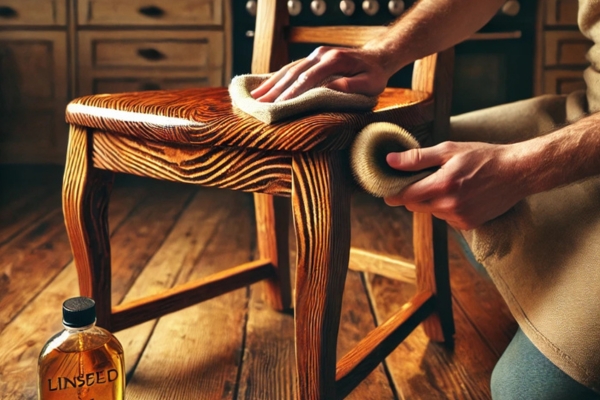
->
[[38, 297, 125, 400]]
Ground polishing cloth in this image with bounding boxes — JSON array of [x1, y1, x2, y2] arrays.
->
[[228, 74, 379, 124], [351, 122, 435, 197]]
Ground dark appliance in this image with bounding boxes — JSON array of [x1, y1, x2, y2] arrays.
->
[[232, 0, 535, 115]]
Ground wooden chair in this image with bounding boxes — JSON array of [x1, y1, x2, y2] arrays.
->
[[62, 0, 454, 398]]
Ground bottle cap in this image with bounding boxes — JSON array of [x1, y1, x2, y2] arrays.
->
[[62, 297, 96, 327]]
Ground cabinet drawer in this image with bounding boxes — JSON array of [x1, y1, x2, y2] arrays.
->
[[543, 70, 587, 94], [545, 31, 592, 66], [78, 69, 223, 95], [77, 0, 222, 26], [545, 0, 579, 26], [88, 73, 221, 95], [79, 31, 224, 70], [0, 0, 66, 26]]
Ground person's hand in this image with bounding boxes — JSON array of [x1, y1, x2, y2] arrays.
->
[[384, 141, 530, 230], [250, 46, 393, 103]]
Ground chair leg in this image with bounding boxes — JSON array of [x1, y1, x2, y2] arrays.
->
[[412, 48, 455, 343], [62, 125, 115, 329], [254, 193, 292, 311], [291, 152, 352, 400], [413, 212, 454, 343]]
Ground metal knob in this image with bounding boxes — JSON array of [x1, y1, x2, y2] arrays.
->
[[340, 0, 355, 16], [501, 0, 520, 16], [311, 0, 326, 16], [288, 0, 302, 16], [388, 0, 404, 16], [362, 0, 379, 16], [246, 0, 257, 16]]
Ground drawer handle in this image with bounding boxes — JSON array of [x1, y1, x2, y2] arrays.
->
[[137, 48, 166, 61], [138, 5, 165, 18], [141, 82, 161, 91], [0, 6, 18, 18]]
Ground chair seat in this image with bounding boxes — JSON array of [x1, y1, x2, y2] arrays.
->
[[66, 87, 433, 152]]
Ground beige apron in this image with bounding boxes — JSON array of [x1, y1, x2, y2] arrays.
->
[[449, 1, 600, 391]]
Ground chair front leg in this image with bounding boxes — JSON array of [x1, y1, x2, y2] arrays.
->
[[291, 151, 352, 400], [63, 125, 115, 328]]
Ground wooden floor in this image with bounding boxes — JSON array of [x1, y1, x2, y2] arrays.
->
[[0, 165, 517, 400]]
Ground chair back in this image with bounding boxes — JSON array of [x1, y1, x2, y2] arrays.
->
[[250, 0, 454, 144]]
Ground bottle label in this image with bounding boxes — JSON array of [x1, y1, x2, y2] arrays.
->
[[47, 369, 119, 391]]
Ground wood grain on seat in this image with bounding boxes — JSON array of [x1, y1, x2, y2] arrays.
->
[[66, 87, 432, 152]]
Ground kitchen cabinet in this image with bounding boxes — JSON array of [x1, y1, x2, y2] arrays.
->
[[0, 0, 230, 163]]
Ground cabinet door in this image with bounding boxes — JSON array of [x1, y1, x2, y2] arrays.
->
[[0, 31, 68, 163]]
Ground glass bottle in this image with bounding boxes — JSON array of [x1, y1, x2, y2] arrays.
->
[[37, 297, 125, 400]]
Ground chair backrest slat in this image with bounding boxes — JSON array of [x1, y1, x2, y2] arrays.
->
[[287, 26, 387, 47], [251, 0, 451, 108], [251, 0, 289, 74]]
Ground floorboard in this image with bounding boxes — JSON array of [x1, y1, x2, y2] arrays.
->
[[0, 166, 514, 400], [116, 188, 240, 380], [350, 192, 516, 399], [126, 191, 253, 400]]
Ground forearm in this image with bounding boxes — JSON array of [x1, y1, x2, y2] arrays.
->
[[512, 114, 600, 197], [364, 0, 506, 75]]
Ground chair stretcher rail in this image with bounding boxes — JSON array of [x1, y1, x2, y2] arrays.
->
[[110, 259, 275, 332], [335, 290, 436, 398]]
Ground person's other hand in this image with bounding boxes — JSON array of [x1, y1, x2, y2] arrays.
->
[[250, 46, 392, 103], [384, 141, 529, 230]]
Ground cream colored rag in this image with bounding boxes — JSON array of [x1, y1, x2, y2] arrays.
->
[[228, 74, 378, 124], [350, 122, 436, 198]]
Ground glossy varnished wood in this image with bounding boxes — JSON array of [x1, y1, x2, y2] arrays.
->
[[252, 0, 290, 74], [348, 247, 416, 285], [91, 130, 293, 196], [288, 26, 524, 48], [250, 0, 294, 315], [291, 151, 353, 399], [414, 213, 453, 342], [66, 87, 432, 152], [110, 259, 275, 332], [62, 125, 115, 327], [254, 194, 293, 310], [335, 290, 435, 398], [288, 26, 388, 47], [413, 49, 455, 343]]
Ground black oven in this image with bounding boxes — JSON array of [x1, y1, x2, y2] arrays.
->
[[232, 0, 536, 115]]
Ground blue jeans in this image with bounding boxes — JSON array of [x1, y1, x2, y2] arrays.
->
[[492, 328, 600, 399], [453, 231, 600, 399]]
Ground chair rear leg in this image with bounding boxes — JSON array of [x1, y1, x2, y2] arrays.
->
[[413, 48, 455, 344], [291, 152, 352, 399], [413, 213, 454, 344], [63, 125, 115, 329], [254, 193, 292, 311]]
